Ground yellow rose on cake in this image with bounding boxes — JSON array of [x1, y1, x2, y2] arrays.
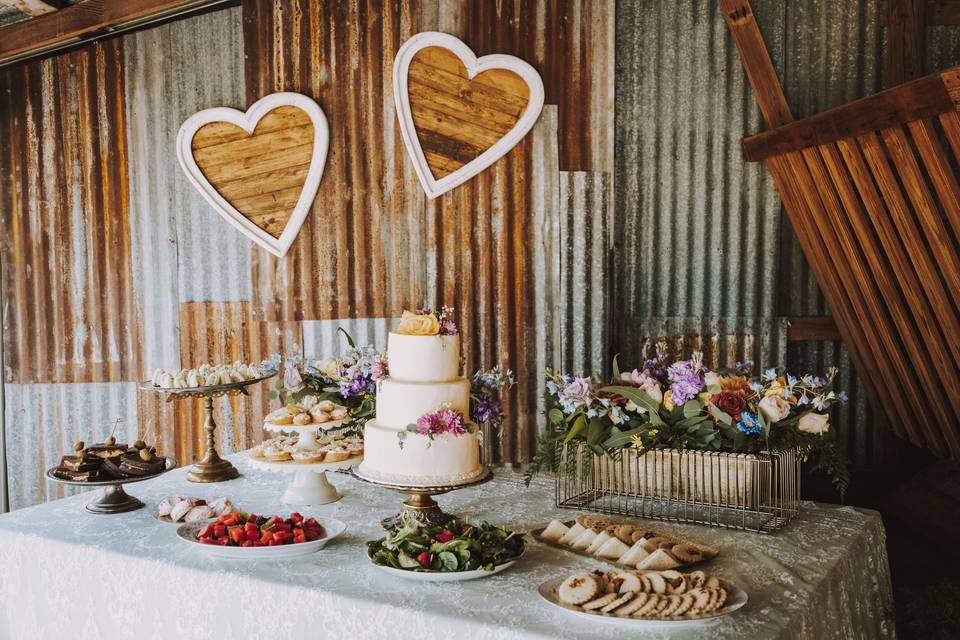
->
[[396, 310, 440, 336]]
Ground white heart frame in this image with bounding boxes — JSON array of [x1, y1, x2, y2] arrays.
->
[[176, 92, 329, 258], [393, 32, 545, 200]]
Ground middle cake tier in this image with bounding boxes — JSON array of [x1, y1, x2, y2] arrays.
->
[[375, 377, 470, 429]]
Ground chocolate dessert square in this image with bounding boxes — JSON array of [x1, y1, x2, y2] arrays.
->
[[86, 444, 129, 458], [59, 455, 101, 473], [53, 468, 104, 482], [119, 456, 166, 477]]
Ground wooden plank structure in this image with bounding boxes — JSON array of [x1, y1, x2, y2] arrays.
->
[[190, 104, 315, 239], [723, 0, 960, 460], [408, 45, 530, 179]]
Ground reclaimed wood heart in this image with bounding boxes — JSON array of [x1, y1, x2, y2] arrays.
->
[[394, 32, 545, 199], [176, 92, 329, 258]]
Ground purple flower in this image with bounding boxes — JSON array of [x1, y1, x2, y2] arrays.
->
[[440, 318, 459, 335], [472, 397, 503, 425], [643, 351, 670, 384], [338, 370, 371, 398], [667, 359, 706, 406]]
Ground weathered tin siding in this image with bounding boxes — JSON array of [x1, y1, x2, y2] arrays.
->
[[0, 40, 140, 385], [123, 7, 250, 378]]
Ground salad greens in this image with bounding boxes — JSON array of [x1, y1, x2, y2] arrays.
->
[[366, 519, 525, 572]]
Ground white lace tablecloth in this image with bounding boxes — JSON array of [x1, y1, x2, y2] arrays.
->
[[0, 455, 894, 640]]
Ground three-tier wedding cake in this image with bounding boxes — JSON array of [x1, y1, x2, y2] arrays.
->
[[357, 313, 485, 486]]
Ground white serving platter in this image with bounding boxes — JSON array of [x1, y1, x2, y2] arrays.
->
[[370, 557, 520, 582], [176, 517, 346, 560], [537, 578, 748, 628]]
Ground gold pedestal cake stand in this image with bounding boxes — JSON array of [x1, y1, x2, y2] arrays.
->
[[351, 466, 493, 529], [138, 373, 275, 483]]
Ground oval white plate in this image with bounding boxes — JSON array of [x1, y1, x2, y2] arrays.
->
[[537, 578, 748, 628], [177, 517, 346, 560], [370, 556, 521, 582]]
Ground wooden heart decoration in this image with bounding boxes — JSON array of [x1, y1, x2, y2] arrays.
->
[[393, 32, 545, 199], [176, 92, 329, 258]]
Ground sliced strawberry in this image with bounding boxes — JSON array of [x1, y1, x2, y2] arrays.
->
[[417, 551, 432, 568]]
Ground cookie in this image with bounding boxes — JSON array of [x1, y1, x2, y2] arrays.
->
[[600, 591, 635, 613], [670, 543, 704, 564], [558, 573, 600, 605], [582, 593, 618, 610]]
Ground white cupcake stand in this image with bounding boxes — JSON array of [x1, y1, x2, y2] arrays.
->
[[247, 420, 361, 506]]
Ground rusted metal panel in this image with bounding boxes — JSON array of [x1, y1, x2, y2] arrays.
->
[[558, 171, 610, 377], [123, 7, 249, 381], [3, 382, 139, 511], [241, 0, 602, 463], [0, 39, 141, 384]]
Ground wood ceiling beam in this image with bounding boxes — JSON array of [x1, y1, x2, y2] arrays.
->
[[879, 0, 960, 26], [0, 0, 68, 17], [0, 0, 233, 68]]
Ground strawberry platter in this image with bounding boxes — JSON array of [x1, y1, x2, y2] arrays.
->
[[177, 510, 346, 559]]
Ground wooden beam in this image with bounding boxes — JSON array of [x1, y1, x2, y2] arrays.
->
[[0, 0, 67, 17], [885, 0, 926, 87], [0, 0, 230, 67], [879, 1, 960, 26], [786, 317, 842, 342], [742, 72, 955, 161], [718, 0, 793, 128]]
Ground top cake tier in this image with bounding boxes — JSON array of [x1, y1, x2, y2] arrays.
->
[[387, 332, 460, 382]]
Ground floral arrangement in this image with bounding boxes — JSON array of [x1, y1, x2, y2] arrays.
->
[[396, 306, 459, 336], [405, 407, 473, 441], [528, 345, 850, 494], [267, 329, 387, 432]]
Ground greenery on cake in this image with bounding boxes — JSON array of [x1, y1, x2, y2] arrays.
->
[[526, 345, 850, 495], [366, 518, 525, 572]]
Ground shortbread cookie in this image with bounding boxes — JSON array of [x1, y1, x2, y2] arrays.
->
[[582, 593, 618, 610], [673, 592, 696, 616], [671, 543, 704, 564], [644, 571, 667, 594], [558, 573, 600, 605], [634, 593, 662, 617], [659, 594, 684, 618], [613, 590, 649, 616], [616, 572, 643, 593], [601, 591, 635, 613]]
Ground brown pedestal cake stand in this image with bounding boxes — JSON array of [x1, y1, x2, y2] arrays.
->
[[138, 373, 275, 483], [46, 458, 177, 514], [350, 466, 493, 529]]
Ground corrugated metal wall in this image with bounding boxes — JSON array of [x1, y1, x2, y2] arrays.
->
[[3, 0, 959, 510]]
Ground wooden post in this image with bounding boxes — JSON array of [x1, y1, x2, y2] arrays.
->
[[885, 0, 927, 87]]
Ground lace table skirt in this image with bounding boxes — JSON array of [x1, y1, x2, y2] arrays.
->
[[0, 455, 895, 640]]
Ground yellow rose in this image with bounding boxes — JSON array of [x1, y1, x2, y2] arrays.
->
[[663, 390, 675, 412], [396, 310, 440, 336], [798, 412, 829, 434]]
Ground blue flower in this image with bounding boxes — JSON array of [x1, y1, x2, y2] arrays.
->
[[736, 411, 762, 435], [762, 368, 778, 382]]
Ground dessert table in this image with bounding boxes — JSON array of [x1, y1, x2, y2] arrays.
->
[[0, 454, 894, 640]]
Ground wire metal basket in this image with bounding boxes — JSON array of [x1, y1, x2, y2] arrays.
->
[[555, 443, 800, 533]]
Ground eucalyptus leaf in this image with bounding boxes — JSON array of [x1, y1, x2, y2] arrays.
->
[[612, 354, 621, 379], [548, 408, 565, 425], [586, 418, 606, 445], [708, 404, 732, 425], [683, 400, 702, 418], [563, 414, 587, 444]]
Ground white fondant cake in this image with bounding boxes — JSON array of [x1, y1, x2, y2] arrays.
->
[[359, 331, 485, 485]]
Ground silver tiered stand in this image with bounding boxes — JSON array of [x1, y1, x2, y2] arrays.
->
[[351, 465, 493, 529], [138, 373, 275, 483]]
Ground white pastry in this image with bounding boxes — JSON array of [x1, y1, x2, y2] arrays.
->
[[618, 539, 651, 566], [595, 537, 632, 560], [585, 530, 612, 555], [638, 549, 681, 571], [157, 497, 176, 517], [184, 505, 214, 522], [169, 498, 193, 522], [151, 368, 164, 386], [540, 519, 570, 542], [206, 496, 232, 515], [570, 529, 597, 551], [159, 372, 174, 388], [558, 522, 587, 546]]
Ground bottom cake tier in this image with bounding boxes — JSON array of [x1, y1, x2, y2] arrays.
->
[[358, 420, 485, 486]]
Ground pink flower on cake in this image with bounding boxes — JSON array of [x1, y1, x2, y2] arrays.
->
[[410, 407, 472, 439]]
